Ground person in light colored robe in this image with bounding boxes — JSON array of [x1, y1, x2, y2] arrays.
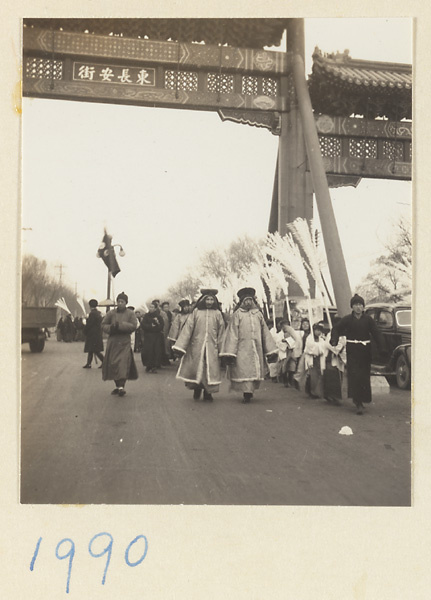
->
[[220, 287, 278, 404]]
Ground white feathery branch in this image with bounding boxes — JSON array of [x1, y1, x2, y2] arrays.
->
[[55, 297, 71, 314], [76, 296, 87, 316], [288, 218, 333, 327], [257, 248, 280, 302], [264, 232, 310, 298]]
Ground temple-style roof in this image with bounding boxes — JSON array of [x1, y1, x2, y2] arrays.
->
[[23, 18, 288, 50], [308, 48, 412, 120]]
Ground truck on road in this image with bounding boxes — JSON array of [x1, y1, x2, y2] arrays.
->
[[21, 306, 57, 352]]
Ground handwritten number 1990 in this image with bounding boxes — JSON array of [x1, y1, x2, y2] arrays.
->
[[30, 533, 148, 593]]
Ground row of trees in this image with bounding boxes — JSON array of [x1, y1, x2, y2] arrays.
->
[[22, 254, 84, 315], [166, 219, 412, 309]]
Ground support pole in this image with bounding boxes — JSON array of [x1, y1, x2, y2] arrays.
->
[[291, 53, 352, 316], [278, 19, 313, 236]]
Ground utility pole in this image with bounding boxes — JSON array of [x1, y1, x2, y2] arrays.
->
[[55, 263, 66, 285]]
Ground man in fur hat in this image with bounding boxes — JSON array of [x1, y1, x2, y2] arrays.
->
[[82, 299, 104, 368], [330, 293, 383, 415], [220, 287, 278, 404], [173, 289, 225, 402], [168, 299, 191, 346], [101, 292, 138, 396]]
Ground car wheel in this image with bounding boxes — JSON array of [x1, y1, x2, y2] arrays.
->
[[29, 338, 45, 353], [395, 354, 410, 389]]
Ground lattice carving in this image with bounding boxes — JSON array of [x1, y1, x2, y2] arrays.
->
[[25, 57, 63, 80], [349, 138, 377, 159], [242, 76, 258, 96], [319, 135, 341, 157], [207, 73, 234, 94], [165, 70, 198, 91], [382, 140, 404, 161], [262, 77, 277, 97]]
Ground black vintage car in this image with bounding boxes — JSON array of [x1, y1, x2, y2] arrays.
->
[[365, 303, 411, 389]]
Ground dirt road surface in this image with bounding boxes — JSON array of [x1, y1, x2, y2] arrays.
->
[[21, 338, 411, 506]]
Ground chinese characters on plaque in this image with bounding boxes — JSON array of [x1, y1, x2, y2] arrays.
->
[[73, 63, 156, 87]]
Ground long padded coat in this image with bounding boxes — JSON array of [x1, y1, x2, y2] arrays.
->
[[83, 308, 104, 353], [220, 308, 277, 382], [173, 308, 225, 386], [101, 308, 138, 381], [168, 312, 189, 343]]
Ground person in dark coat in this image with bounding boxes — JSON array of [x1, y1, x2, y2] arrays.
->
[[101, 292, 138, 397], [133, 310, 143, 353], [56, 317, 64, 341], [330, 294, 383, 415], [82, 299, 104, 368], [140, 302, 165, 373], [61, 313, 75, 342]]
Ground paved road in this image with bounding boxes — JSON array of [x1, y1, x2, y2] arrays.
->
[[21, 338, 411, 506]]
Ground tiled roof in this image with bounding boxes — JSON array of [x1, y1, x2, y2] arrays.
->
[[311, 48, 412, 90], [23, 18, 288, 50], [308, 48, 412, 120]]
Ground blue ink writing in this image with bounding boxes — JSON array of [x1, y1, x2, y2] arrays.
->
[[125, 535, 148, 567], [88, 532, 113, 586], [31, 532, 149, 593], [30, 536, 42, 571], [55, 538, 75, 594]]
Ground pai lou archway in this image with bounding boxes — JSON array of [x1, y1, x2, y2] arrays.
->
[[23, 18, 412, 315]]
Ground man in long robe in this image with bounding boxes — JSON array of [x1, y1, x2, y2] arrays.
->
[[330, 293, 383, 415], [220, 287, 278, 404], [173, 289, 225, 402], [140, 303, 165, 373], [101, 292, 138, 397], [168, 299, 191, 346]]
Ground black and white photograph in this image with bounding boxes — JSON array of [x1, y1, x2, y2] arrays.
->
[[20, 17, 412, 508]]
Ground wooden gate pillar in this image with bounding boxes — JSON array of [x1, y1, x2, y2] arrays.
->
[[278, 19, 313, 236]]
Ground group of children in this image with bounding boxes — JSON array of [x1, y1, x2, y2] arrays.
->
[[269, 315, 347, 405]]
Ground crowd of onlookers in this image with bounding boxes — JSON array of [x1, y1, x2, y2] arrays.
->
[[56, 314, 85, 342]]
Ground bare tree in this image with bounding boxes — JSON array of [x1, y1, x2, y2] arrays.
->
[[356, 218, 412, 303], [22, 254, 84, 314]]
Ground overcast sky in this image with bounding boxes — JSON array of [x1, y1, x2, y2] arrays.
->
[[21, 17, 412, 309]]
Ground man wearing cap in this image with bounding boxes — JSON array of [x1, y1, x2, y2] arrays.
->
[[173, 289, 225, 402], [330, 294, 383, 415], [101, 292, 138, 397], [140, 301, 165, 373], [82, 299, 104, 368], [220, 288, 278, 404], [168, 299, 191, 346]]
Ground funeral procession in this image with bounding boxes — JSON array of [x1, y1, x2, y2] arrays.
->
[[21, 18, 412, 507]]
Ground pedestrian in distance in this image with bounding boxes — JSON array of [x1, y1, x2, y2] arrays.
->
[[330, 294, 383, 415], [56, 317, 64, 341], [61, 313, 75, 342], [173, 289, 225, 402], [140, 302, 165, 373], [101, 292, 138, 397], [82, 299, 104, 368], [159, 301, 172, 364], [168, 299, 191, 347], [220, 287, 278, 404], [323, 317, 347, 406], [304, 323, 326, 399], [133, 310, 143, 353]]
